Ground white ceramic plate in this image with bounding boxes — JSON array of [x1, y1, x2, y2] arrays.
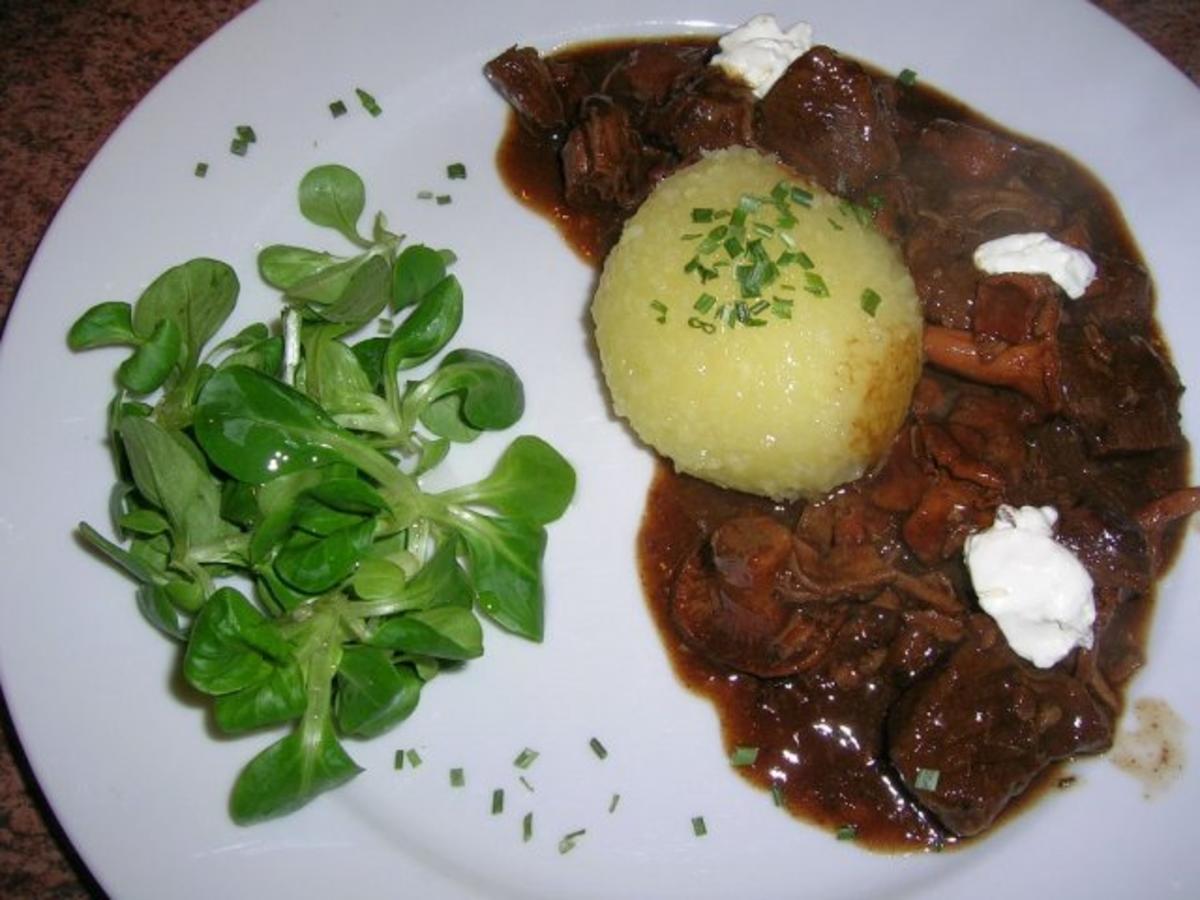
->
[[1, 1, 1197, 897]]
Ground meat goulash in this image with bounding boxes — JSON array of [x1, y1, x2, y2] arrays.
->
[[485, 24, 1200, 850]]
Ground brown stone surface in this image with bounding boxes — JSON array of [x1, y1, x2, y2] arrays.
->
[[0, 1, 1196, 897]]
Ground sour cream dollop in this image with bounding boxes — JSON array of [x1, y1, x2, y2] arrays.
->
[[964, 505, 1096, 668], [972, 232, 1097, 299], [711, 14, 813, 99]]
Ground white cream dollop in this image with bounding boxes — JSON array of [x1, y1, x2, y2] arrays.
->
[[711, 14, 813, 99], [972, 232, 1097, 299], [964, 505, 1096, 668]]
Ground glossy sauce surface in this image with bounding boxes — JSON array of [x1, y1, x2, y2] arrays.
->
[[495, 37, 1189, 851]]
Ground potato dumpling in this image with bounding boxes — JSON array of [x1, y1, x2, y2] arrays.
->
[[592, 147, 922, 499]]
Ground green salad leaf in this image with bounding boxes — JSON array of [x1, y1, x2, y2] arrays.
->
[[67, 163, 576, 823]]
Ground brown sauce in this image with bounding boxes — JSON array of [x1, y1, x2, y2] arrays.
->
[[492, 36, 1193, 851]]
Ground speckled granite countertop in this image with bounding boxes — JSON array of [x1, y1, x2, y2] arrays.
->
[[1, 1, 1197, 896]]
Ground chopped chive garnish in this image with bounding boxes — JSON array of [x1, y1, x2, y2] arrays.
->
[[827, 217, 844, 231], [790, 186, 814, 207], [898, 67, 918, 86], [734, 301, 750, 324], [435, 194, 452, 205], [691, 207, 714, 222], [914, 767, 940, 791], [523, 812, 534, 842], [394, 749, 405, 769], [406, 749, 423, 768], [713, 209, 730, 219], [235, 125, 257, 143], [230, 138, 248, 157], [649, 299, 668, 324], [738, 193, 762, 213], [492, 788, 505, 814], [329, 99, 348, 117], [749, 300, 770, 316], [193, 162, 209, 178], [729, 745, 759, 767], [558, 829, 587, 854], [447, 162, 467, 179], [688, 316, 716, 334], [589, 737, 609, 759], [609, 793, 621, 813], [771, 299, 794, 320], [724, 236, 744, 258], [771, 783, 784, 807], [450, 767, 465, 787], [356, 87, 382, 116], [697, 224, 729, 254], [377, 317, 394, 334], [514, 747, 539, 769], [519, 775, 535, 793], [694, 293, 717, 314], [804, 272, 830, 297], [770, 181, 789, 203], [796, 252, 814, 270], [691, 816, 708, 837], [681, 232, 703, 240], [860, 288, 883, 317], [753, 222, 775, 237], [836, 824, 858, 841], [839, 200, 872, 227], [416, 190, 434, 200]]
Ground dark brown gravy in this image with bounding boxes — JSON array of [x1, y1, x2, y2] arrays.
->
[[494, 37, 1191, 852]]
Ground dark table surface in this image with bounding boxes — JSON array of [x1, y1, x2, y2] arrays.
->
[[1, 1, 1198, 896]]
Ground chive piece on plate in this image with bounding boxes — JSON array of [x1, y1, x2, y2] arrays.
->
[[356, 87, 382, 116], [558, 829, 586, 854], [514, 747, 539, 769], [914, 768, 940, 791], [729, 746, 759, 767]]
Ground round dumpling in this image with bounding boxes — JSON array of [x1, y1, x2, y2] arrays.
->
[[592, 147, 922, 499]]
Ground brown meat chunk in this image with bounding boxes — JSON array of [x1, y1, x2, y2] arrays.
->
[[659, 68, 755, 157], [889, 635, 1112, 836], [915, 119, 1023, 184], [484, 46, 567, 138], [1058, 326, 1183, 455], [560, 98, 658, 210], [602, 43, 708, 106], [757, 46, 900, 194]]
